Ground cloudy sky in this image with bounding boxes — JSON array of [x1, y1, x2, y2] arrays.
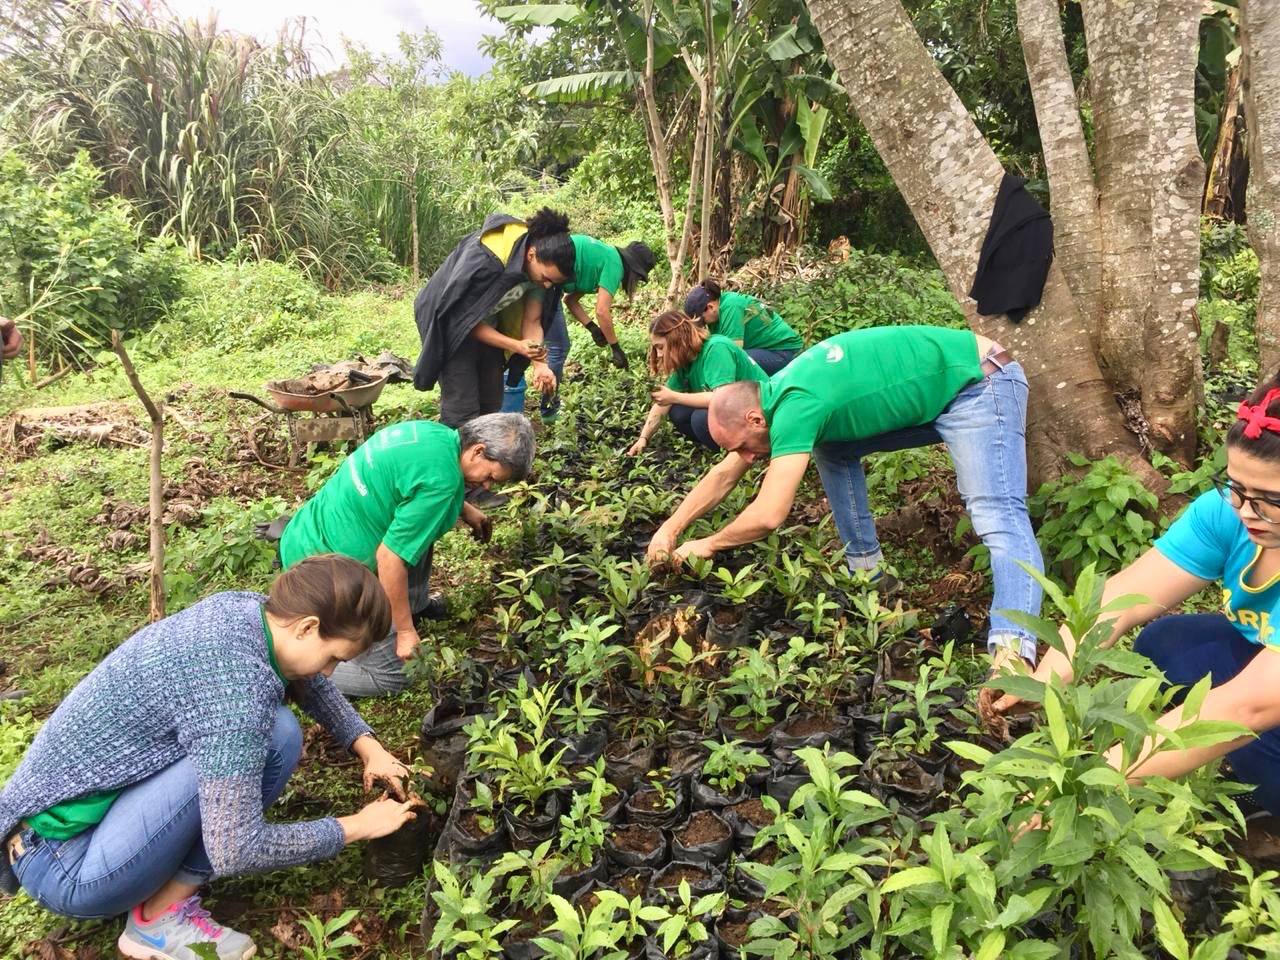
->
[[162, 0, 502, 75]]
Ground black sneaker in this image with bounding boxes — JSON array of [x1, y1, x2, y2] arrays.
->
[[416, 593, 448, 622]]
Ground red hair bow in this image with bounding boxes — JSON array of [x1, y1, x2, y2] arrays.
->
[[1237, 388, 1280, 439]]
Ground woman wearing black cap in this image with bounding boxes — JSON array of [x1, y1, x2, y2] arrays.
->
[[684, 280, 803, 375]]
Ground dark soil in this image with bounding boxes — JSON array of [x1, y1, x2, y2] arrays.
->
[[728, 798, 774, 829], [459, 812, 496, 839], [783, 714, 835, 737], [714, 609, 741, 626], [655, 864, 712, 889], [750, 843, 780, 866], [741, 897, 788, 918], [631, 788, 673, 812], [610, 824, 663, 854], [677, 810, 731, 846], [718, 919, 751, 947], [615, 872, 647, 899], [720, 716, 770, 739]]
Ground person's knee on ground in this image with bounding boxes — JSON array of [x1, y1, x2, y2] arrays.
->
[[327, 635, 411, 699]]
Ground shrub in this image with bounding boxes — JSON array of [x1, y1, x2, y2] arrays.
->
[[165, 496, 286, 608], [158, 259, 324, 352], [757, 249, 965, 345], [0, 151, 183, 372], [1030, 454, 1158, 584]]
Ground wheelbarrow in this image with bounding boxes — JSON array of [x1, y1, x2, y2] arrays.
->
[[230, 372, 390, 469]]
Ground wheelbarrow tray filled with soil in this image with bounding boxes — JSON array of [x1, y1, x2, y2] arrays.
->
[[265, 372, 390, 413]]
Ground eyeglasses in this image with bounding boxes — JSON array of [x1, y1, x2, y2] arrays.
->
[[1212, 471, 1280, 524]]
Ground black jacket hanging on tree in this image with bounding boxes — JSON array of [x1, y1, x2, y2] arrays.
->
[[968, 174, 1054, 323]]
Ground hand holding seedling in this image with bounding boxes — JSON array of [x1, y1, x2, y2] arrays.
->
[[529, 362, 556, 393], [650, 385, 678, 405], [675, 537, 715, 563], [626, 437, 647, 456], [395, 629, 421, 661], [519, 339, 547, 361], [645, 527, 678, 567], [341, 793, 424, 843], [461, 502, 493, 543]]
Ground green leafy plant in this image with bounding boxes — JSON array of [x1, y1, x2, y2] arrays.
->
[[593, 891, 670, 952], [531, 894, 628, 960], [884, 642, 972, 757], [653, 881, 724, 959], [428, 862, 516, 959], [557, 776, 610, 869], [1029, 454, 1158, 583], [554, 683, 608, 739], [296, 909, 361, 960], [711, 563, 768, 605], [470, 682, 570, 815], [700, 738, 769, 794], [492, 840, 564, 916]]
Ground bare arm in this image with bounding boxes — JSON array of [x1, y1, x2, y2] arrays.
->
[[1106, 643, 1280, 782], [1031, 547, 1210, 686], [678, 454, 810, 558], [594, 288, 617, 343], [647, 453, 755, 562], [652, 386, 713, 409], [519, 293, 555, 390], [565, 293, 590, 327], [470, 322, 528, 355], [376, 544, 418, 659], [629, 401, 670, 455]]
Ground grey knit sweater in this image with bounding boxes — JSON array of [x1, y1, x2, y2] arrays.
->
[[0, 591, 371, 887]]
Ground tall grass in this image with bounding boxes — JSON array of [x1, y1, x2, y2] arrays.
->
[[0, 1, 395, 287]]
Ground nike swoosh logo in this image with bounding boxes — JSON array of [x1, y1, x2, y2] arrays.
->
[[134, 930, 167, 949]]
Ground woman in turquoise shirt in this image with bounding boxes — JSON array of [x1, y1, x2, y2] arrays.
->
[[987, 376, 1280, 813]]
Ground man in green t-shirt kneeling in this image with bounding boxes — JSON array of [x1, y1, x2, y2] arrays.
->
[[281, 413, 535, 697], [645, 325, 1045, 668]]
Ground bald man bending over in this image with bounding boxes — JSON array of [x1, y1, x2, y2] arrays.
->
[[645, 324, 1045, 672]]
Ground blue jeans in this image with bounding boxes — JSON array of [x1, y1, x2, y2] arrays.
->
[[812, 362, 1043, 658], [669, 405, 717, 450], [1135, 613, 1280, 815], [12, 705, 302, 919], [329, 545, 433, 698], [501, 305, 570, 418], [746, 348, 799, 375]]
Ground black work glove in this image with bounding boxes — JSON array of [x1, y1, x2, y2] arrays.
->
[[585, 321, 609, 348], [610, 343, 629, 370]]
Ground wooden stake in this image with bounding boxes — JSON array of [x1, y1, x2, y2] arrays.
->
[[111, 330, 166, 622]]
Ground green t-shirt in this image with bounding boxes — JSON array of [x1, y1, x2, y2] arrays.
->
[[713, 292, 804, 353], [280, 420, 466, 570], [666, 335, 770, 393], [567, 234, 624, 296], [28, 789, 122, 840], [762, 326, 984, 456]]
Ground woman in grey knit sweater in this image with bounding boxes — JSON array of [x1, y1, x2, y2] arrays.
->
[[0, 555, 422, 960]]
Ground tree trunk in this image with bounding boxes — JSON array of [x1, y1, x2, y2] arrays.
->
[[805, 0, 1162, 488], [1079, 0, 1157, 387], [410, 161, 420, 286], [1203, 63, 1248, 221], [762, 62, 805, 257], [1241, 0, 1280, 378], [636, 0, 682, 298], [698, 0, 716, 279], [1140, 0, 1203, 463], [112, 331, 165, 622], [1016, 0, 1103, 333], [670, 58, 709, 301]]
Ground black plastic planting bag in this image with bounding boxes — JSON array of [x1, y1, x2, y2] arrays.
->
[[689, 776, 749, 811], [626, 779, 688, 829], [605, 824, 670, 871], [553, 852, 608, 898], [362, 808, 440, 887], [503, 794, 562, 849], [770, 713, 850, 753], [666, 730, 709, 779], [671, 811, 733, 866], [721, 798, 774, 854], [445, 811, 508, 858], [605, 738, 657, 792], [644, 937, 718, 960], [648, 861, 725, 904]]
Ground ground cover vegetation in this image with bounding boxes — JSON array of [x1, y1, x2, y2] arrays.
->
[[0, 0, 1278, 956]]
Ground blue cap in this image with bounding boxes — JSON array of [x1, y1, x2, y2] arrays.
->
[[684, 285, 711, 317]]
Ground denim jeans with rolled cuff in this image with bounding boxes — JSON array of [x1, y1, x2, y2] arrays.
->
[[11, 705, 302, 920], [811, 361, 1043, 662]]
